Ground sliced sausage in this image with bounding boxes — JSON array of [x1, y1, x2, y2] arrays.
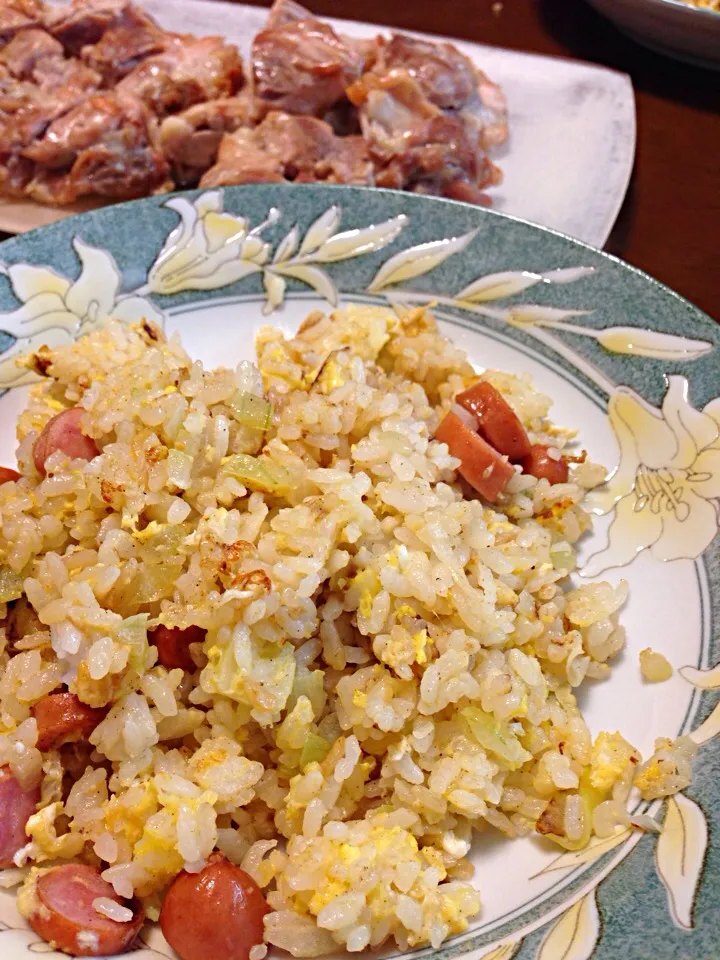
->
[[33, 407, 99, 475], [435, 410, 514, 501], [520, 444, 569, 484], [0, 766, 40, 868], [455, 381, 531, 461], [150, 625, 206, 671], [31, 693, 108, 752], [160, 855, 269, 960], [26, 863, 144, 956], [0, 466, 20, 484]]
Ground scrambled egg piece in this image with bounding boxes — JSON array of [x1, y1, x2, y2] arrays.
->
[[132, 814, 185, 894], [315, 357, 346, 394], [633, 738, 688, 799], [339, 842, 361, 865], [420, 845, 447, 878], [590, 732, 638, 791], [413, 630, 429, 665], [348, 568, 380, 619], [23, 802, 84, 862], [126, 518, 168, 544], [105, 782, 159, 846], [310, 880, 348, 913], [308, 826, 419, 913]]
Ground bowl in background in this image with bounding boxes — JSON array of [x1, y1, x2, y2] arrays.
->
[[587, 0, 720, 69]]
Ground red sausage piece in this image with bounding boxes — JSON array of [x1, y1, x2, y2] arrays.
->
[[32, 693, 107, 752], [33, 408, 99, 475], [26, 863, 144, 957], [160, 856, 269, 960], [520, 444, 569, 484], [0, 766, 40, 868], [0, 466, 20, 484], [455, 381, 531, 462], [150, 625, 206, 671], [435, 410, 515, 502]]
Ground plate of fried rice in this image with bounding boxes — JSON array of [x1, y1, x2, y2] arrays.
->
[[0, 184, 718, 960]]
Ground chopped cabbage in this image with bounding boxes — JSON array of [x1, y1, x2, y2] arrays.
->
[[461, 705, 532, 770], [222, 454, 291, 495], [300, 733, 331, 770], [201, 624, 296, 723], [229, 391, 272, 431]]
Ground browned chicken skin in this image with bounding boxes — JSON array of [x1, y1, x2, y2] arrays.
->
[[30, 54, 101, 91], [252, 12, 364, 118], [23, 93, 171, 203], [0, 27, 61, 77], [0, 0, 44, 44], [201, 110, 373, 188], [80, 4, 169, 83], [159, 93, 254, 185], [347, 37, 505, 204], [44, 0, 154, 55], [117, 33, 244, 117], [0, 0, 506, 206]]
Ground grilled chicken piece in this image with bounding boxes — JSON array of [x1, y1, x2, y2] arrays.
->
[[159, 93, 253, 185], [252, 0, 364, 117], [22, 92, 171, 203], [348, 59, 502, 205], [117, 34, 244, 117], [264, 0, 312, 29], [44, 0, 157, 55], [0, 78, 86, 142], [200, 109, 373, 188], [0, 0, 44, 46], [199, 127, 284, 187], [0, 64, 35, 112], [376, 33, 508, 149], [0, 27, 61, 77], [378, 34, 479, 111], [0, 25, 100, 91], [80, 4, 169, 83], [0, 60, 97, 197], [31, 54, 101, 90], [0, 151, 32, 197]]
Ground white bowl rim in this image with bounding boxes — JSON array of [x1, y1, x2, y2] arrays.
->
[[632, 0, 720, 19]]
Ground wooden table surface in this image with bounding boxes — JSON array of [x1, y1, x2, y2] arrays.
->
[[240, 0, 720, 319]]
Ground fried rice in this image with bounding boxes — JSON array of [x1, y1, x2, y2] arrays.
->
[[0, 304, 696, 955]]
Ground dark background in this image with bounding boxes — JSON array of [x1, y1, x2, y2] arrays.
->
[[237, 0, 720, 318]]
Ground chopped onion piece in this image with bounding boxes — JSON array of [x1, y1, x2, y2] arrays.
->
[[461, 705, 532, 770], [167, 449, 193, 490], [550, 542, 576, 572], [228, 391, 272, 431], [639, 648, 673, 682], [222, 454, 291, 495], [299, 732, 331, 769]]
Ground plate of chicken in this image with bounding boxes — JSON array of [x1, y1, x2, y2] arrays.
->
[[0, 0, 635, 244]]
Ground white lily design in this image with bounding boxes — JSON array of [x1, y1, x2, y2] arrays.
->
[[0, 238, 164, 389], [148, 193, 408, 310], [583, 376, 720, 576], [147, 191, 276, 295]]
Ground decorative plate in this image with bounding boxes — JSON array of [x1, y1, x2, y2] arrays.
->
[[0, 184, 718, 960], [0, 0, 636, 247], [587, 0, 720, 70]]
